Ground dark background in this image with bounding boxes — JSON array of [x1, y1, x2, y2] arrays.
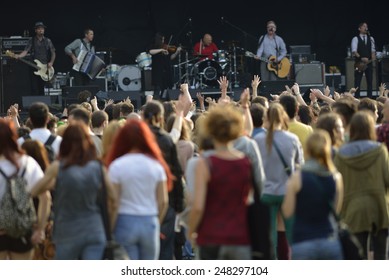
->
[[1, 0, 388, 73]]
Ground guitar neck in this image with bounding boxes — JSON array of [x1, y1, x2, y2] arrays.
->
[[19, 58, 40, 70]]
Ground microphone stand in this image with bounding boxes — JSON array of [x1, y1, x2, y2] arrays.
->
[[222, 18, 258, 88]]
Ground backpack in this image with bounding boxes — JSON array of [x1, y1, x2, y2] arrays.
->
[[0, 167, 37, 238], [23, 134, 57, 163]]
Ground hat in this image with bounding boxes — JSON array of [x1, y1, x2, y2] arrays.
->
[[34, 22, 46, 29]]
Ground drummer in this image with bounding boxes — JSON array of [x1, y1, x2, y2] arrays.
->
[[193, 33, 218, 60]]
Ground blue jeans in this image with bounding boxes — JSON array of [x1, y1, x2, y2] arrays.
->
[[292, 237, 343, 260], [114, 214, 159, 260], [55, 229, 106, 260]]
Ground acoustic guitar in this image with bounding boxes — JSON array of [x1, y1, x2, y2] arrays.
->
[[6, 50, 55, 81], [245, 51, 291, 78]]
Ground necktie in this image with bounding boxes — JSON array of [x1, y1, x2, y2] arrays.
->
[[363, 36, 367, 44]]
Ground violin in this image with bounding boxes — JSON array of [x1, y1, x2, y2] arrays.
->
[[163, 44, 178, 53]]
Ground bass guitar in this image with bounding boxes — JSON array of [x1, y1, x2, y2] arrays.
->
[[245, 51, 291, 78], [6, 50, 55, 81]]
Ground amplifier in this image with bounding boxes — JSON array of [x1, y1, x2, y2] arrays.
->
[[1, 37, 30, 53]]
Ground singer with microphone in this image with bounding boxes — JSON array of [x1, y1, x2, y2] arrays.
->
[[351, 22, 376, 98], [254, 20, 287, 81]]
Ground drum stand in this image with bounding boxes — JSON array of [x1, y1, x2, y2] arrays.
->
[[106, 50, 118, 91], [231, 45, 239, 88]]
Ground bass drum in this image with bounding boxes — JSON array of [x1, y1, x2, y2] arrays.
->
[[192, 59, 222, 87], [115, 65, 142, 91]]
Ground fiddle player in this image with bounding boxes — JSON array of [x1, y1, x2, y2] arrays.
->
[[148, 32, 182, 100], [193, 33, 218, 60]]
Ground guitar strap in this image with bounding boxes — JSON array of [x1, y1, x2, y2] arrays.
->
[[258, 34, 265, 50]]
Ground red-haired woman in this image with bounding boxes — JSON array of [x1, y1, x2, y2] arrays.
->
[[0, 119, 51, 260], [106, 119, 170, 260], [31, 123, 118, 260]]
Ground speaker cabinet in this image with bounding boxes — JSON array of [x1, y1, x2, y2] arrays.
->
[[345, 58, 377, 91], [1, 58, 31, 113], [259, 80, 295, 99], [294, 63, 325, 85], [141, 68, 153, 91], [380, 57, 389, 85], [22, 95, 62, 110]]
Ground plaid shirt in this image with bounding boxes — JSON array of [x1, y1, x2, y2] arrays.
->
[[376, 122, 389, 151]]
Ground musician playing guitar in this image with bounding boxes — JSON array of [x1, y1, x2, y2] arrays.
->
[[254, 20, 288, 81], [65, 28, 95, 86], [14, 22, 56, 96], [351, 22, 376, 98]]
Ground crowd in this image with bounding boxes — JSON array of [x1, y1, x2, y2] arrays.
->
[[0, 76, 389, 260]]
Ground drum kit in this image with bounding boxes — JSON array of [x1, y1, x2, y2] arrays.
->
[[98, 40, 243, 91], [173, 41, 243, 89]]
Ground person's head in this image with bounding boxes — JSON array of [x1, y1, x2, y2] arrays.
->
[[21, 139, 49, 171], [101, 120, 124, 160], [80, 102, 93, 113], [306, 129, 336, 173], [279, 94, 298, 120], [68, 108, 91, 126], [349, 111, 376, 142], [59, 123, 96, 168], [105, 119, 173, 190], [0, 119, 23, 169], [376, 101, 384, 124], [112, 103, 122, 120], [154, 32, 165, 48], [29, 102, 49, 129], [315, 112, 344, 148], [34, 21, 46, 36], [298, 105, 314, 125], [203, 105, 243, 145], [358, 98, 378, 122], [47, 113, 58, 135], [78, 90, 92, 103], [251, 96, 269, 108], [358, 22, 368, 34], [143, 100, 165, 127], [266, 102, 289, 151], [84, 28, 94, 42], [331, 99, 357, 128], [382, 99, 389, 122], [202, 34, 213, 46], [250, 103, 267, 128], [127, 112, 142, 120], [91, 110, 109, 129], [266, 20, 277, 34], [120, 103, 134, 118], [166, 114, 191, 141]]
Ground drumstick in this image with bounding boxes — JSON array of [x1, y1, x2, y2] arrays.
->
[[199, 39, 202, 55]]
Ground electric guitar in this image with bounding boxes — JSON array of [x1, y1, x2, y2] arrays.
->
[[245, 51, 291, 78], [354, 59, 372, 73], [6, 50, 55, 81]]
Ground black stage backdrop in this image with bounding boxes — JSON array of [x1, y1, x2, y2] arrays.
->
[[1, 0, 387, 73]]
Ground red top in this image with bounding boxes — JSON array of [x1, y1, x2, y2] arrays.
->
[[193, 42, 218, 60], [197, 155, 251, 246]]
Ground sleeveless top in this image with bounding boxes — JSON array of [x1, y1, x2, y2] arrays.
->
[[52, 160, 104, 241], [292, 163, 336, 243], [197, 155, 251, 246]]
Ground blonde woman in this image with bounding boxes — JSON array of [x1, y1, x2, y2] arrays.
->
[[283, 130, 344, 259]]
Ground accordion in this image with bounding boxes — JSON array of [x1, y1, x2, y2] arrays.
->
[[73, 50, 105, 79]]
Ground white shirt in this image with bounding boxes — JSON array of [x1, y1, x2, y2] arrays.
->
[[351, 34, 376, 53], [0, 155, 44, 200], [17, 128, 62, 156], [108, 153, 166, 216]]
